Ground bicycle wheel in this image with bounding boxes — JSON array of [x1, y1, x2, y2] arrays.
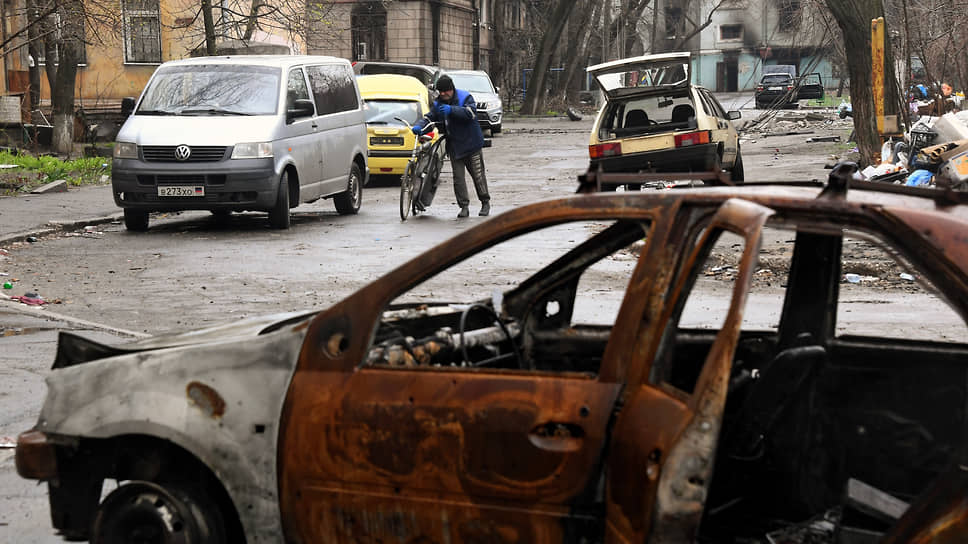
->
[[412, 153, 432, 213], [400, 162, 415, 221]]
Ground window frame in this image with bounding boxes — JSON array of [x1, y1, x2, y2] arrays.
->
[[122, 0, 162, 65]]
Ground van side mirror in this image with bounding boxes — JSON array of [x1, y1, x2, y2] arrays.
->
[[287, 99, 315, 123], [727, 110, 741, 120], [121, 97, 136, 118]]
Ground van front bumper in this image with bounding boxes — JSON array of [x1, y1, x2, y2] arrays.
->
[[112, 157, 278, 212]]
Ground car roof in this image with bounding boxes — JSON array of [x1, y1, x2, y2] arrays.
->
[[357, 74, 428, 101], [352, 61, 440, 86], [158, 55, 348, 69]]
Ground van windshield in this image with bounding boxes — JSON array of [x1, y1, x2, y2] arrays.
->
[[138, 65, 281, 116]]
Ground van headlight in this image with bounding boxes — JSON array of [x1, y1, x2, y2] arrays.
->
[[231, 142, 273, 159], [113, 142, 138, 159]]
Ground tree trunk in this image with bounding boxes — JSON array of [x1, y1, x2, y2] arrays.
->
[[559, 0, 593, 103], [50, 4, 82, 155], [825, 0, 900, 167], [563, 0, 604, 103], [25, 0, 42, 119], [521, 0, 577, 115], [201, 0, 217, 55], [243, 0, 266, 41]]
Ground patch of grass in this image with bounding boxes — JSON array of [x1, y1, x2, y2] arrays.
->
[[805, 91, 850, 108], [0, 150, 110, 195]]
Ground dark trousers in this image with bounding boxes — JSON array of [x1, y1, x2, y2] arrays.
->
[[450, 150, 489, 208]]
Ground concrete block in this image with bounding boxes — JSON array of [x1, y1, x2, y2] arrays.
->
[[30, 179, 68, 194]]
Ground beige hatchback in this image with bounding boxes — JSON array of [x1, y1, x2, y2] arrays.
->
[[586, 52, 744, 183]]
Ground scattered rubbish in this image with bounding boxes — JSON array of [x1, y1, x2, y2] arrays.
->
[[845, 273, 861, 283], [0, 436, 15, 448], [0, 272, 7, 276], [2, 281, 12, 289], [806, 135, 840, 142], [10, 294, 47, 306], [763, 131, 815, 137], [905, 170, 934, 187], [899, 273, 915, 281], [25, 236, 38, 243], [765, 509, 838, 544]]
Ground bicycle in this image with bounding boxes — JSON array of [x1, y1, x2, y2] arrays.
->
[[398, 118, 447, 221]]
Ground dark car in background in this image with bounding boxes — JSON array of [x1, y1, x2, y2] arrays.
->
[[755, 72, 824, 109]]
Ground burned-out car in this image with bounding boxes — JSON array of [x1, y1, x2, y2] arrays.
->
[[16, 164, 968, 543]]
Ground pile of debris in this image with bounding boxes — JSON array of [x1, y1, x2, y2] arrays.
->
[[860, 111, 968, 189], [741, 110, 853, 139]]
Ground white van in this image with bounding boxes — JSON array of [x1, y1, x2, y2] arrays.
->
[[112, 55, 369, 231]]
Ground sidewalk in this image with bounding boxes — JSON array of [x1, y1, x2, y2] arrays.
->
[[0, 184, 121, 246]]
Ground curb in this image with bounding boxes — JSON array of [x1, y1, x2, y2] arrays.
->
[[0, 296, 149, 338], [0, 213, 123, 247]]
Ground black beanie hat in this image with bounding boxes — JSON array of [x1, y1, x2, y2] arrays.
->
[[436, 75, 455, 92]]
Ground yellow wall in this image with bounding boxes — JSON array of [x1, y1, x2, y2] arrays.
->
[[31, 0, 304, 103]]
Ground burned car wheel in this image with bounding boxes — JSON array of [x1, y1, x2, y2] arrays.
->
[[91, 480, 225, 544]]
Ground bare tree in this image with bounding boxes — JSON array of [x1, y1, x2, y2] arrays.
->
[[17, 0, 120, 154], [825, 0, 901, 166], [179, 0, 339, 55], [520, 0, 577, 115]]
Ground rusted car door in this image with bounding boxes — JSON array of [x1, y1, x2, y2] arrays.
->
[[282, 366, 621, 542], [603, 198, 775, 542], [278, 209, 658, 543]]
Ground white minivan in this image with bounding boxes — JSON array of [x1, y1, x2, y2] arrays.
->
[[112, 55, 369, 231]]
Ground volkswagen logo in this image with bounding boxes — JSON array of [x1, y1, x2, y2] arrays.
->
[[174, 145, 191, 161]]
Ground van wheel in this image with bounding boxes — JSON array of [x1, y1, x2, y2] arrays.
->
[[334, 163, 363, 215], [268, 172, 291, 229], [91, 480, 226, 544], [124, 209, 149, 231], [731, 150, 745, 184]]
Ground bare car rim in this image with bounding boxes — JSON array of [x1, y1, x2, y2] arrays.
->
[[91, 481, 225, 544]]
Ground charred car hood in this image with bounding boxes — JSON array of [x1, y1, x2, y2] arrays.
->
[[53, 310, 318, 369]]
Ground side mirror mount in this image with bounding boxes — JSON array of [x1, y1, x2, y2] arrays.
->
[[727, 110, 742, 120], [121, 97, 136, 118], [287, 98, 315, 123]]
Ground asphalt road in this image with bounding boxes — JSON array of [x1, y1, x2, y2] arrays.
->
[[0, 109, 850, 542]]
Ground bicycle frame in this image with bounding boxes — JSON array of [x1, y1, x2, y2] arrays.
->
[[398, 118, 446, 221]]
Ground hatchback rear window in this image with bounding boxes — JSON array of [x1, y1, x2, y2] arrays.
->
[[761, 75, 791, 85]]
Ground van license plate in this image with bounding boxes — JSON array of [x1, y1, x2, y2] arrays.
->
[[158, 186, 205, 197]]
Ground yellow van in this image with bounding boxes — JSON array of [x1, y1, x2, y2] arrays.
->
[[357, 74, 438, 176]]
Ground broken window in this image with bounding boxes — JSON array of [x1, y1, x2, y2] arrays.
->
[[366, 220, 650, 375], [122, 0, 161, 63], [836, 229, 968, 343], [664, 5, 683, 39], [351, 3, 387, 62], [719, 23, 743, 41], [776, 0, 801, 32]]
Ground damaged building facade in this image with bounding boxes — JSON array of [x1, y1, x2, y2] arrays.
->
[[650, 0, 839, 92], [305, 0, 497, 72]]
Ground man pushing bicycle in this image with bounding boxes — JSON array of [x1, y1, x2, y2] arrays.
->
[[412, 75, 491, 218]]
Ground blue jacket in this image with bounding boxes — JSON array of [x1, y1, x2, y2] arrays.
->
[[415, 89, 485, 160]]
